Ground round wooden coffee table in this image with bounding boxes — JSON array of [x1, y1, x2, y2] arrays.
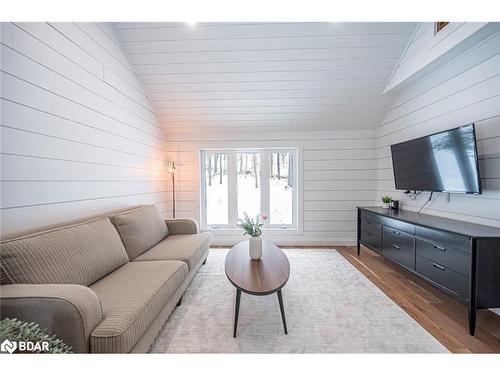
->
[[225, 240, 290, 337]]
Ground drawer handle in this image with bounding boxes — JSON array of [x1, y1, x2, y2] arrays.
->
[[392, 244, 400, 249], [432, 244, 446, 252], [366, 220, 372, 224], [432, 263, 446, 271], [365, 232, 371, 237], [392, 230, 400, 236]]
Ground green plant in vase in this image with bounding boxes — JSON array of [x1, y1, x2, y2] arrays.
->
[[238, 213, 268, 260], [382, 196, 392, 209], [238, 213, 264, 237]]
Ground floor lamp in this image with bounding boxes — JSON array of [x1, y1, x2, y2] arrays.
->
[[168, 161, 176, 218]]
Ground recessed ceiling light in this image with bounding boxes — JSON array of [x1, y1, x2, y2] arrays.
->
[[186, 21, 198, 27]]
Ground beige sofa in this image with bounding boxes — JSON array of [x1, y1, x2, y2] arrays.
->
[[0, 205, 212, 353]]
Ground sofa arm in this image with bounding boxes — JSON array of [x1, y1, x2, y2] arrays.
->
[[165, 218, 199, 235], [0, 284, 102, 353]]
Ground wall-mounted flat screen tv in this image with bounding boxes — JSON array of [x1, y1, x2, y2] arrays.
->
[[390, 124, 482, 194]]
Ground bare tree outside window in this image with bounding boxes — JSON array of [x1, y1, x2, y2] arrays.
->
[[270, 152, 293, 224], [202, 149, 296, 228], [237, 153, 261, 219], [205, 152, 229, 224]]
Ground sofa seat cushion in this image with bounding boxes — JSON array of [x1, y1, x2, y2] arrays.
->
[[0, 218, 128, 286], [133, 232, 212, 270], [89, 260, 188, 353], [110, 205, 169, 260]]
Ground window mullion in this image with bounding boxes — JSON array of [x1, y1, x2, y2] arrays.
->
[[228, 152, 238, 227], [261, 151, 270, 225], [292, 150, 297, 227], [200, 151, 207, 228]]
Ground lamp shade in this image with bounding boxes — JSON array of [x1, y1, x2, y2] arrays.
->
[[167, 161, 176, 174]]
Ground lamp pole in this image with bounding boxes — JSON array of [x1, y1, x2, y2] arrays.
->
[[169, 162, 176, 218]]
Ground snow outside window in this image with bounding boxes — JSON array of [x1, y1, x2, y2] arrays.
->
[[201, 149, 297, 229]]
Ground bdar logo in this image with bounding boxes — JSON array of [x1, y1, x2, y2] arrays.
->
[[1, 339, 17, 354]]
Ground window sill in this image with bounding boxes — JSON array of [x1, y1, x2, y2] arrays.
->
[[203, 226, 302, 235]]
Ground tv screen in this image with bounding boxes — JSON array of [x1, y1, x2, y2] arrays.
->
[[390, 124, 482, 194]]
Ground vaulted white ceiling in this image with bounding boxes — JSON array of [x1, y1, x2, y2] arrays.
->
[[113, 22, 417, 133]]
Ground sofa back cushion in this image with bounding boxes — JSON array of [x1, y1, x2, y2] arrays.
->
[[110, 205, 168, 260], [0, 218, 129, 286]]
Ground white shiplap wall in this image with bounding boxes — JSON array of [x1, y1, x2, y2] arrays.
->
[[165, 129, 376, 246], [0, 22, 167, 237], [377, 30, 500, 228], [384, 22, 497, 92]]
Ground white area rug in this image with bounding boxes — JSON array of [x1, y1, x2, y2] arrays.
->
[[150, 249, 448, 353]]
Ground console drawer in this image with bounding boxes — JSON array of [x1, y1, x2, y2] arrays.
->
[[383, 226, 414, 250], [416, 238, 470, 276], [416, 255, 468, 302], [379, 216, 415, 235], [382, 226, 415, 269], [361, 230, 381, 252], [361, 217, 381, 252], [363, 217, 381, 237], [360, 210, 381, 224], [416, 226, 469, 252]]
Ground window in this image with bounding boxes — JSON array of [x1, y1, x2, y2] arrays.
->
[[269, 151, 294, 225], [204, 152, 229, 225], [237, 152, 261, 220], [201, 149, 297, 229]]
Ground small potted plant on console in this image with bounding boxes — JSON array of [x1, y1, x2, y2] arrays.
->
[[381, 196, 392, 209]]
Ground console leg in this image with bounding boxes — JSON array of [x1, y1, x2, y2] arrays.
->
[[468, 303, 476, 336], [468, 238, 477, 336], [356, 208, 361, 257]]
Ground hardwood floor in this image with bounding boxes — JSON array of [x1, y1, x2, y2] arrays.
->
[[335, 245, 500, 353]]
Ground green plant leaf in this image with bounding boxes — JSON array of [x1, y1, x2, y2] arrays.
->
[[0, 318, 72, 354]]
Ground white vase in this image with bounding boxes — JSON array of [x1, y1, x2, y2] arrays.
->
[[382, 203, 390, 209], [249, 237, 262, 260]]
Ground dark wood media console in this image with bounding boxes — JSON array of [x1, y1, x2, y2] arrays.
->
[[357, 206, 500, 336]]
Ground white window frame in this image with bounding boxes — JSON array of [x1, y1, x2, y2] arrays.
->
[[200, 148, 298, 230]]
